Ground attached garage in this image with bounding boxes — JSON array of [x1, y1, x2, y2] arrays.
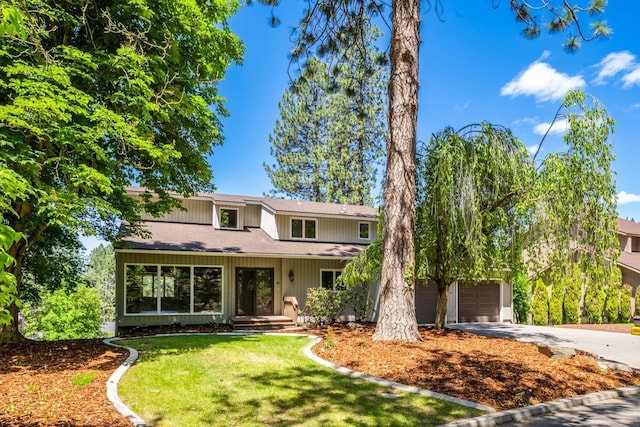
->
[[415, 281, 512, 324]]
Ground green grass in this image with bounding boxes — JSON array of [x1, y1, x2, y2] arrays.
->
[[71, 372, 95, 386], [117, 335, 484, 426]]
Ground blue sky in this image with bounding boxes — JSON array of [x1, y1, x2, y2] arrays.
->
[[83, 1, 640, 252], [214, 1, 640, 219]]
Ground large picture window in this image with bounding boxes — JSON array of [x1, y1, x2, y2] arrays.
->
[[125, 264, 223, 315], [291, 218, 317, 239]]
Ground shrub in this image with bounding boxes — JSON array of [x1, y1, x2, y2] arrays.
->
[[342, 282, 372, 322], [620, 284, 632, 322], [584, 272, 605, 324], [531, 278, 549, 326], [563, 265, 582, 324], [548, 269, 564, 325], [25, 285, 102, 340], [303, 287, 344, 327], [512, 274, 531, 324]]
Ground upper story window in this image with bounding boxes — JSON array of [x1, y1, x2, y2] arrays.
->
[[358, 222, 370, 240], [220, 208, 239, 229], [291, 218, 316, 239]]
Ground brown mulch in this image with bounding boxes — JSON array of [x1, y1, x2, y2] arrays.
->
[[1, 323, 639, 425]]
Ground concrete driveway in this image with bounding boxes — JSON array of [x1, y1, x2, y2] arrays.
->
[[449, 323, 640, 369]]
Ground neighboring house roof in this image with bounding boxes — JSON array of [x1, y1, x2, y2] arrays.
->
[[618, 218, 640, 236], [618, 251, 640, 274], [118, 221, 366, 259]]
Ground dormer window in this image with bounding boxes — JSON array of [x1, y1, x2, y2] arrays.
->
[[220, 208, 238, 229], [358, 222, 370, 240], [291, 218, 316, 239]]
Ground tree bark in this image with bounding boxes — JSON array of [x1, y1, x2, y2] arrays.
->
[[372, 0, 421, 341], [434, 281, 450, 329], [0, 258, 25, 344]]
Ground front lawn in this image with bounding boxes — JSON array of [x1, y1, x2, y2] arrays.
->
[[117, 334, 483, 426]]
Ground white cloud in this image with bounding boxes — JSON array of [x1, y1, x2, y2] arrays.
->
[[527, 144, 541, 156], [622, 65, 640, 88], [594, 51, 636, 84], [533, 119, 568, 136], [618, 191, 640, 204], [501, 62, 585, 102], [454, 100, 471, 112]]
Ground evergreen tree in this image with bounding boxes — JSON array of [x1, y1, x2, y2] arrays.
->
[[266, 27, 386, 206], [84, 244, 116, 323]]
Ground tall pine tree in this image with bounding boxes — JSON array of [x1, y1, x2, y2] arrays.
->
[[265, 26, 386, 206]]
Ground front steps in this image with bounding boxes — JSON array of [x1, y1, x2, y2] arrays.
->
[[230, 315, 298, 331]]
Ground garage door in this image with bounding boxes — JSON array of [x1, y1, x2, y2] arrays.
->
[[415, 281, 438, 324], [458, 283, 500, 322]]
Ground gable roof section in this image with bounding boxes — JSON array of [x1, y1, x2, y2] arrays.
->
[[618, 218, 640, 236], [618, 251, 640, 274], [118, 221, 366, 259]]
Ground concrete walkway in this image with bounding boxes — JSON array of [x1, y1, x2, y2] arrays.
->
[[450, 323, 640, 369], [442, 323, 640, 426]]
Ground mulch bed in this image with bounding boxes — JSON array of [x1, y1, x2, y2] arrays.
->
[[1, 322, 639, 425]]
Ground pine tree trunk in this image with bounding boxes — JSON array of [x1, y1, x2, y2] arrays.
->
[[372, 0, 421, 342], [0, 259, 24, 344], [434, 281, 450, 329]]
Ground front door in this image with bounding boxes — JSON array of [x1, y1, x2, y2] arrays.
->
[[236, 268, 274, 316]]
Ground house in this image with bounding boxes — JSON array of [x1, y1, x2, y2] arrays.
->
[[114, 188, 511, 332], [617, 217, 640, 313]]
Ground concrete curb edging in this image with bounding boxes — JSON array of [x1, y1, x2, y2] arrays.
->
[[302, 336, 496, 413], [439, 385, 640, 426], [103, 338, 148, 427]]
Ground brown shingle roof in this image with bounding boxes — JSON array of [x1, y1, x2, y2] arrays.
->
[[618, 218, 640, 236], [119, 222, 366, 259], [618, 251, 640, 274]]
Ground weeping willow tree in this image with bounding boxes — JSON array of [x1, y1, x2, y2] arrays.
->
[[415, 124, 535, 328]]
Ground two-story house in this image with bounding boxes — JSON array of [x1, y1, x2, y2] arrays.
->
[[115, 189, 378, 332], [618, 218, 640, 314], [115, 188, 512, 333]]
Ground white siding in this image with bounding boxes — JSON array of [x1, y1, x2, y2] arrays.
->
[[245, 204, 262, 227], [140, 199, 213, 225], [447, 283, 458, 323], [501, 283, 513, 322], [276, 215, 377, 244], [261, 209, 279, 239]]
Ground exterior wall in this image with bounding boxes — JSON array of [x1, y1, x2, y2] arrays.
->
[[140, 198, 213, 225], [280, 258, 348, 308], [501, 283, 513, 322], [260, 209, 278, 239], [447, 283, 458, 323], [620, 235, 631, 253], [275, 215, 377, 244], [622, 266, 640, 315], [244, 204, 262, 227]]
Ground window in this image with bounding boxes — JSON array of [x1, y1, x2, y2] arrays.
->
[[321, 269, 343, 291], [194, 267, 223, 313], [291, 218, 316, 239], [359, 222, 370, 240], [125, 264, 223, 315], [220, 208, 238, 229]]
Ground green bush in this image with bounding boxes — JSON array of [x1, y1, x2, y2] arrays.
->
[[531, 278, 549, 326], [512, 274, 531, 324], [342, 282, 372, 322], [303, 287, 344, 327], [548, 270, 564, 325], [584, 272, 605, 324], [25, 285, 102, 340], [620, 284, 632, 322], [563, 265, 582, 324]]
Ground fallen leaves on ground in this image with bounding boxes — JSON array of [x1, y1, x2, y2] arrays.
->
[[1, 323, 639, 425]]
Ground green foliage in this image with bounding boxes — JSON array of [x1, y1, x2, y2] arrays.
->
[[548, 271, 565, 325], [341, 282, 372, 323], [25, 285, 102, 340], [303, 287, 344, 327], [265, 24, 386, 206], [563, 265, 582, 324], [71, 372, 95, 387], [531, 278, 549, 326], [512, 273, 531, 324], [620, 284, 632, 323], [603, 267, 623, 323], [0, 0, 243, 338], [584, 271, 606, 324], [415, 124, 535, 327], [83, 244, 116, 323]]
